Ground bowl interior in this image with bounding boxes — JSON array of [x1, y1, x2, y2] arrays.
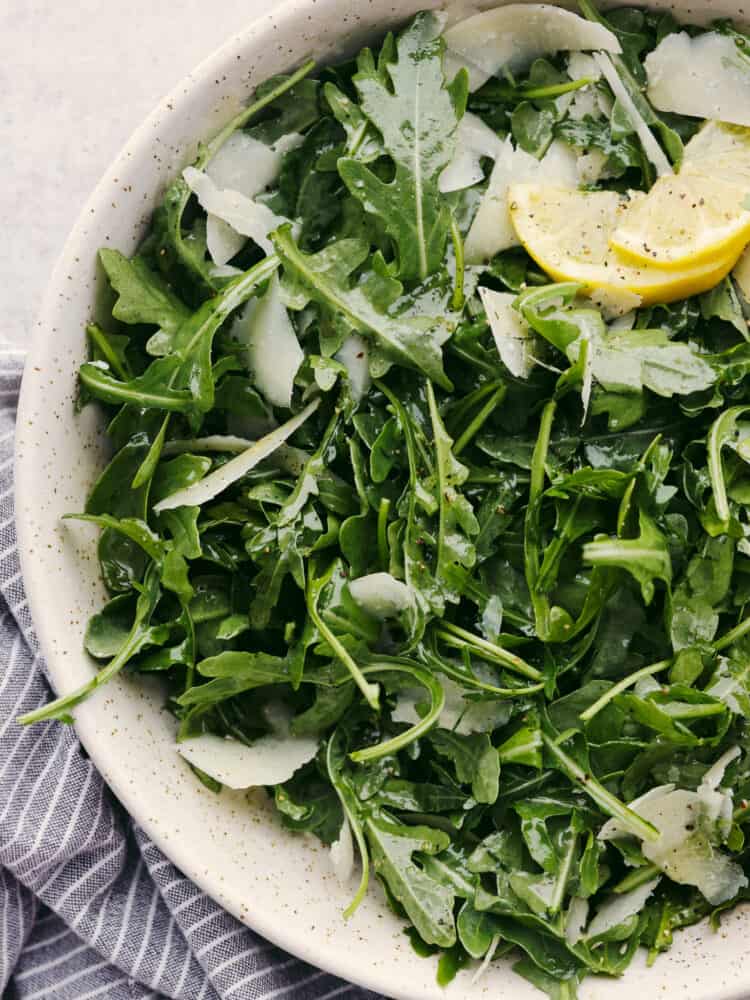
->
[[15, 1, 750, 997]]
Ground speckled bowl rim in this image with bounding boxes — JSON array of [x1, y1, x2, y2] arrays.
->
[[14, 1, 750, 998]]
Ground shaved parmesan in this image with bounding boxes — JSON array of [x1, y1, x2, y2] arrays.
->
[[470, 934, 500, 984], [593, 53, 672, 178], [177, 732, 318, 789], [207, 214, 246, 266], [206, 130, 304, 199], [154, 398, 319, 512], [231, 275, 303, 409], [598, 751, 747, 905], [444, 4, 620, 92], [393, 682, 462, 728], [457, 698, 512, 735], [393, 676, 509, 735], [199, 132, 303, 264], [568, 88, 602, 122], [335, 334, 371, 403], [646, 32, 750, 127], [348, 572, 413, 620], [567, 52, 602, 82], [183, 166, 286, 255], [442, 0, 482, 30], [702, 745, 741, 792], [590, 286, 642, 319], [565, 896, 589, 945], [465, 137, 578, 263], [576, 149, 609, 185], [330, 817, 355, 885], [478, 287, 534, 378], [586, 878, 660, 940], [609, 310, 637, 332], [439, 112, 504, 193]]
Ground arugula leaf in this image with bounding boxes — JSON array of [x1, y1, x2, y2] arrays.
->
[[365, 811, 456, 947], [338, 13, 467, 281], [323, 82, 383, 162], [274, 226, 454, 388], [519, 284, 716, 401], [147, 61, 316, 290], [701, 278, 748, 339], [275, 764, 343, 843], [84, 256, 280, 417], [706, 405, 750, 527], [19, 565, 166, 725], [48, 10, 750, 992], [425, 382, 479, 604], [429, 730, 500, 804], [583, 509, 672, 605], [669, 536, 734, 652], [99, 249, 189, 335]]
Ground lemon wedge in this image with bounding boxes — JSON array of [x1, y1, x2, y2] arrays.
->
[[508, 184, 738, 306], [609, 122, 750, 269]]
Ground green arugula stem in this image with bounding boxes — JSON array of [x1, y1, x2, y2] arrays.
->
[[520, 76, 594, 100], [377, 498, 391, 570], [326, 731, 371, 919], [422, 643, 543, 698], [549, 827, 578, 915], [18, 638, 140, 726], [531, 400, 555, 506], [447, 379, 504, 433], [308, 577, 380, 711], [616, 434, 662, 538], [611, 863, 662, 894], [541, 733, 660, 843], [436, 621, 541, 681], [450, 215, 465, 312], [525, 400, 556, 641], [667, 702, 726, 720], [78, 367, 192, 412], [349, 662, 445, 763], [19, 568, 162, 726], [579, 660, 671, 722], [132, 414, 170, 489], [453, 386, 506, 457], [177, 256, 280, 369], [714, 614, 750, 651], [86, 323, 130, 380], [169, 61, 315, 286], [482, 75, 594, 102], [162, 435, 253, 455], [426, 382, 450, 576], [203, 59, 316, 166], [465, 467, 527, 486]]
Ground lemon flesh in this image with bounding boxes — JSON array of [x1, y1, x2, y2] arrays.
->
[[609, 122, 750, 269], [508, 184, 738, 306]]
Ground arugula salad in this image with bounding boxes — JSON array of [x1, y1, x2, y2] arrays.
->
[[21, 2, 750, 994]]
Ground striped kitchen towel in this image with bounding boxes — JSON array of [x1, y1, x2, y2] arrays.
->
[[0, 350, 380, 1000]]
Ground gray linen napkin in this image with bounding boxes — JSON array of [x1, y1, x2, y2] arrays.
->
[[0, 352, 379, 1000]]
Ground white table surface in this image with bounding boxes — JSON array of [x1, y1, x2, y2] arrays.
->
[[1, 0, 275, 348]]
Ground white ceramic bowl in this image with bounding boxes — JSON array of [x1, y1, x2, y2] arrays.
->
[[15, 2, 750, 997]]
